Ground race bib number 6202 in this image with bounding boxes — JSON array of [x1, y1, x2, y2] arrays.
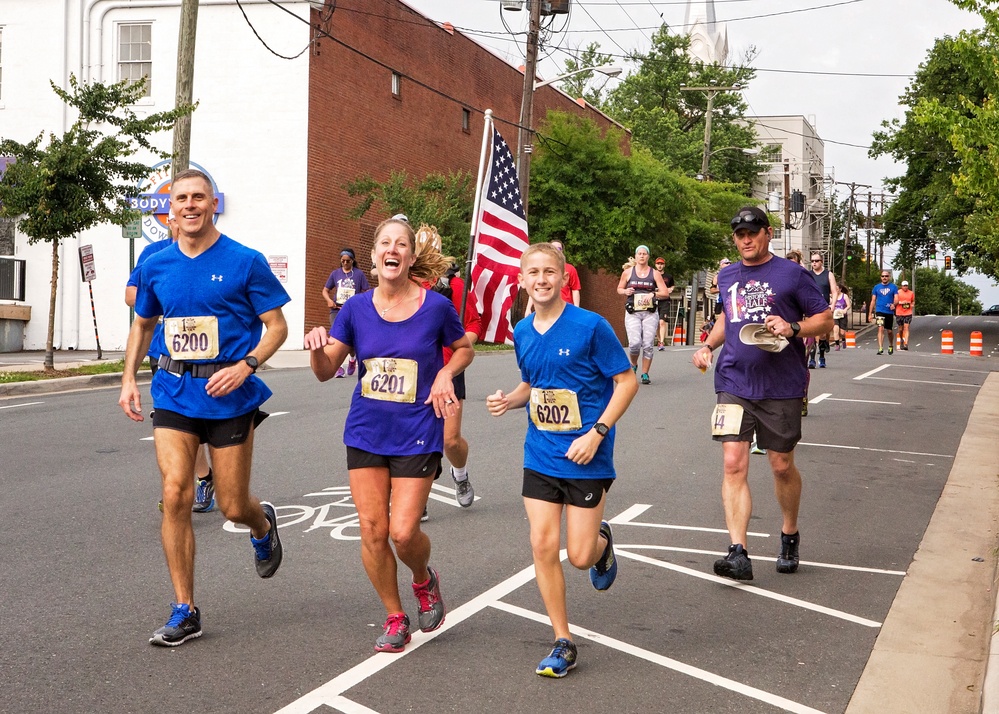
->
[[529, 388, 582, 432]]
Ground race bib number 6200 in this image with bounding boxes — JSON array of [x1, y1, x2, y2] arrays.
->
[[361, 358, 418, 403], [529, 388, 582, 432], [164, 316, 220, 360]]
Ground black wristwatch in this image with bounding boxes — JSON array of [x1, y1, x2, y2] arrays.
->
[[593, 422, 610, 437], [790, 322, 801, 337], [243, 355, 259, 373]]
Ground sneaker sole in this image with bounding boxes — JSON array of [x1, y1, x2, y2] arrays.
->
[[192, 498, 216, 513], [536, 662, 576, 678], [590, 522, 617, 591], [149, 629, 202, 647], [374, 635, 411, 653], [776, 560, 799, 574]]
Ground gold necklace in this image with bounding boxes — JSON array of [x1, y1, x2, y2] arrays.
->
[[378, 286, 416, 317]]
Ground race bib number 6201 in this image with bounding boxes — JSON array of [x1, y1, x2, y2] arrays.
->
[[361, 358, 418, 403], [164, 316, 220, 360]]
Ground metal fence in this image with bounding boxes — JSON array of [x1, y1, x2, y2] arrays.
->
[[0, 257, 26, 301]]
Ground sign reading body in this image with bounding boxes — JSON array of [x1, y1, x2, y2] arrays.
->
[[128, 160, 225, 244], [79, 244, 97, 282]]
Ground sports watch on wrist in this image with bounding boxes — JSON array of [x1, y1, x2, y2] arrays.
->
[[243, 356, 259, 373], [593, 422, 610, 437], [790, 322, 801, 337]]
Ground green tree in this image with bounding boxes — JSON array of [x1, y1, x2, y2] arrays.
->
[[909, 267, 982, 315], [602, 27, 760, 187], [554, 43, 616, 106], [869, 33, 983, 271], [529, 111, 745, 278], [0, 76, 193, 370], [344, 170, 474, 266]]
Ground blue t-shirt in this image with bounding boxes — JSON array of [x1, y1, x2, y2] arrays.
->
[[128, 239, 173, 359], [514, 304, 631, 480], [715, 256, 829, 401], [332, 289, 466, 456], [872, 282, 899, 314], [134, 235, 291, 419]]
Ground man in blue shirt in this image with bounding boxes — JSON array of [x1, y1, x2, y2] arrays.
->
[[119, 169, 290, 647], [869, 270, 900, 355]]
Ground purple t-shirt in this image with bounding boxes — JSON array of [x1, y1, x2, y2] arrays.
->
[[715, 256, 829, 400], [324, 268, 370, 307], [331, 289, 466, 456]]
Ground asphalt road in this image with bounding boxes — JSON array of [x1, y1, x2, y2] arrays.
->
[[2, 315, 997, 714]]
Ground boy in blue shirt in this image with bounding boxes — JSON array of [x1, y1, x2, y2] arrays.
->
[[487, 243, 638, 678]]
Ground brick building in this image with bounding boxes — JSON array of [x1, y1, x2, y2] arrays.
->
[[0, 0, 627, 351]]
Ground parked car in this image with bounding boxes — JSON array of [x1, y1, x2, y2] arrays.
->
[[983, 305, 999, 316]]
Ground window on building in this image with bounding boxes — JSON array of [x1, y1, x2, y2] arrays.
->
[[462, 108, 470, 132], [118, 23, 152, 96], [760, 143, 782, 164], [391, 72, 401, 97]]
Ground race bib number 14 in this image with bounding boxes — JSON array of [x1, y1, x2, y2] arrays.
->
[[711, 403, 745, 436], [164, 316, 220, 360]]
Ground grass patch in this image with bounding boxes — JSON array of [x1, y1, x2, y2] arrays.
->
[[474, 343, 514, 352], [0, 358, 141, 384]]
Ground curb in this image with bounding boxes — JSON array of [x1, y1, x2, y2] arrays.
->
[[0, 372, 151, 398]]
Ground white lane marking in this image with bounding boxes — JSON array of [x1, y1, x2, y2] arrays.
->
[[854, 364, 891, 380], [490, 600, 829, 714], [897, 365, 991, 374], [0, 401, 43, 410], [329, 697, 381, 714], [608, 503, 769, 538], [615, 549, 883, 628], [865, 376, 981, 388], [823, 397, 901, 405], [810, 392, 832, 403], [798, 442, 953, 458], [141, 436, 154, 441], [274, 559, 544, 713], [429, 482, 479, 505], [620, 544, 907, 576]]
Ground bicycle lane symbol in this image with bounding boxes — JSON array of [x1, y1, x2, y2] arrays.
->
[[222, 486, 361, 541]]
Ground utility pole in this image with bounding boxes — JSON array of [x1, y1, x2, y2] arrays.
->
[[866, 192, 872, 279], [680, 83, 742, 180], [171, 0, 199, 179], [515, 0, 542, 216], [835, 181, 870, 287], [783, 161, 791, 253]]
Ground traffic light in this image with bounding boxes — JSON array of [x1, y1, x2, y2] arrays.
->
[[945, 255, 952, 270], [929, 242, 937, 260]]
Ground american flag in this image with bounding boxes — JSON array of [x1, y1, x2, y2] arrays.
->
[[470, 126, 529, 344]]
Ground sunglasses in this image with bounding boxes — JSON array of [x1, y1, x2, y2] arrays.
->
[[811, 259, 822, 263]]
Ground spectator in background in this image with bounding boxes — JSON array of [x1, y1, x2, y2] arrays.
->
[[895, 280, 915, 350], [709, 258, 732, 317], [323, 248, 370, 378], [653, 257, 675, 350]]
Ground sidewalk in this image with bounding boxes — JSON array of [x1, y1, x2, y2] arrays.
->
[[0, 348, 312, 397]]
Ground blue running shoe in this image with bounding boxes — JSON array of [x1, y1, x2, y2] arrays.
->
[[192, 472, 215, 513], [252, 502, 283, 578], [589, 521, 617, 591], [149, 603, 202, 647], [536, 638, 577, 678]]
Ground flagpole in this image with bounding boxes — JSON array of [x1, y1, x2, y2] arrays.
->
[[460, 109, 493, 323]]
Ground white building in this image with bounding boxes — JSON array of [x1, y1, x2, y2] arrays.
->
[[749, 115, 833, 257], [0, 0, 312, 351], [684, 0, 728, 65]]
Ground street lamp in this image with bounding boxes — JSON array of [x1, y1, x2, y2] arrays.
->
[[534, 66, 623, 90], [696, 146, 759, 181]]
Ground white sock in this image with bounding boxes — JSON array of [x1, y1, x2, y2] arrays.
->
[[452, 466, 468, 481]]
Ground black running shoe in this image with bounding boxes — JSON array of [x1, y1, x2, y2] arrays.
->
[[149, 602, 202, 647], [713, 544, 753, 581], [776, 531, 800, 574], [252, 502, 283, 578]]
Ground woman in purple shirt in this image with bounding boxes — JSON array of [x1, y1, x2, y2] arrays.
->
[[304, 217, 473, 654]]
